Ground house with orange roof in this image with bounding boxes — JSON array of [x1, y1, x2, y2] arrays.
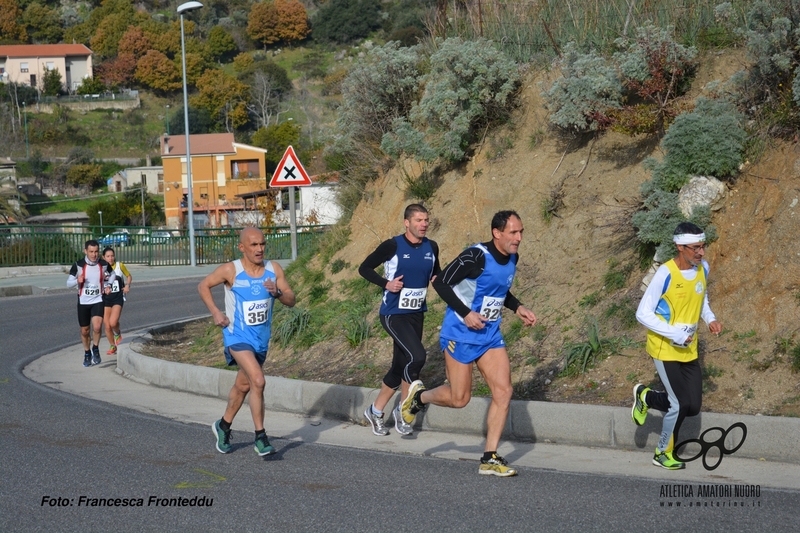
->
[[160, 133, 270, 229], [160, 133, 342, 229], [0, 44, 93, 93]]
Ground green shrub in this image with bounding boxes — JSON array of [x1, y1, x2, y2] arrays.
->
[[403, 169, 440, 201], [338, 41, 422, 148], [659, 98, 746, 180], [382, 37, 519, 163], [273, 307, 312, 348], [330, 259, 348, 274], [543, 43, 621, 132]]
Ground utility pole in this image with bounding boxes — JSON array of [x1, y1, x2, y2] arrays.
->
[[23, 102, 29, 159]]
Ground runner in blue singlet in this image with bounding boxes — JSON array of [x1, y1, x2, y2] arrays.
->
[[400, 211, 538, 477], [198, 227, 296, 456]]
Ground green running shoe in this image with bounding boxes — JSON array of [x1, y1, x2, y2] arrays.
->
[[653, 449, 685, 470], [631, 384, 650, 426], [212, 420, 232, 454], [254, 433, 276, 456]]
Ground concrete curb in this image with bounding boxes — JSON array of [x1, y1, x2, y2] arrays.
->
[[117, 322, 800, 465]]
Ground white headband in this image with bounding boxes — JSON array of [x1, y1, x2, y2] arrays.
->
[[673, 233, 706, 245]]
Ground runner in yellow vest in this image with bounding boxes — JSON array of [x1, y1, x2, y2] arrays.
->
[[631, 222, 723, 470]]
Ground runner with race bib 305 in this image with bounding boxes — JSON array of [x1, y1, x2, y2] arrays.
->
[[358, 204, 441, 437]]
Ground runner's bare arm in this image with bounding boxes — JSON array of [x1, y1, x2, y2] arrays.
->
[[198, 263, 236, 327], [265, 261, 296, 308]]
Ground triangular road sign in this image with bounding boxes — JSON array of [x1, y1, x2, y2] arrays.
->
[[269, 146, 312, 187]]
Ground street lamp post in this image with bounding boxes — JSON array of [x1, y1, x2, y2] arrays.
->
[[98, 211, 103, 235], [23, 101, 29, 159], [178, 1, 203, 267], [165, 104, 170, 135]]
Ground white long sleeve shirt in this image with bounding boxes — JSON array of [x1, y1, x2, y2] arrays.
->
[[636, 260, 717, 346]]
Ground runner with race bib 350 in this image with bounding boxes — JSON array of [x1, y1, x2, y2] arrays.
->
[[198, 227, 296, 457]]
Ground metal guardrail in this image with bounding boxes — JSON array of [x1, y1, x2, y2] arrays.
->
[[0, 225, 327, 267]]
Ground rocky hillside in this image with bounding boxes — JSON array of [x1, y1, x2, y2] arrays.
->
[[274, 48, 800, 417]]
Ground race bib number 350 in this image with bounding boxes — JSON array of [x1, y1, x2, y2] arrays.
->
[[398, 287, 427, 310], [479, 296, 505, 321], [244, 299, 269, 325]]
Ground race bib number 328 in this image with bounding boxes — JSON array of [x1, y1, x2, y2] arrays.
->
[[244, 299, 269, 325], [479, 296, 504, 321]]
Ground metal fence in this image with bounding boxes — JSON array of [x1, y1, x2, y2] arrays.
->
[[0, 225, 328, 267]]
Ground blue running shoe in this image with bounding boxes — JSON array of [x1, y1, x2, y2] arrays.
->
[[91, 345, 101, 366], [83, 352, 92, 367]]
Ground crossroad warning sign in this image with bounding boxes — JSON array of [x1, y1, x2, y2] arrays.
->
[[269, 146, 312, 187]]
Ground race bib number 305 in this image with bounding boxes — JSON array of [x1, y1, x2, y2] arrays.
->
[[479, 296, 505, 321], [398, 287, 427, 310], [244, 299, 269, 325]]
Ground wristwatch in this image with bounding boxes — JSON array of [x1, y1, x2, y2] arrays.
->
[[273, 289, 283, 299]]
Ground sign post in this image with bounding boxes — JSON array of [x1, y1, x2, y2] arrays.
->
[[269, 146, 312, 261]]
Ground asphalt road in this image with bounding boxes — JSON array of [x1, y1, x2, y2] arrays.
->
[[1, 280, 798, 532]]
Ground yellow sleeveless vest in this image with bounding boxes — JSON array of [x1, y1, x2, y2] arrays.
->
[[646, 259, 706, 362]]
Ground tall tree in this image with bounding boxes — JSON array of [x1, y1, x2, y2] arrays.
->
[[247, 1, 280, 48], [96, 53, 137, 89], [0, 0, 28, 42], [117, 25, 152, 60], [22, 2, 63, 43], [90, 13, 132, 60], [135, 50, 182, 93], [247, 70, 289, 128], [207, 26, 238, 63], [275, 0, 310, 44], [192, 69, 250, 131]]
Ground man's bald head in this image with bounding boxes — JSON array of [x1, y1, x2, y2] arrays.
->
[[240, 226, 263, 244]]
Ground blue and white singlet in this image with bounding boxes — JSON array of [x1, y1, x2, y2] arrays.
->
[[439, 243, 517, 345], [223, 259, 277, 353]]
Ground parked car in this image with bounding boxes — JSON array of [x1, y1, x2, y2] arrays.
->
[[141, 230, 172, 244], [97, 229, 133, 247]]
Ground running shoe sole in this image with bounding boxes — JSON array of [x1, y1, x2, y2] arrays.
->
[[631, 384, 648, 426], [478, 464, 518, 477], [400, 380, 426, 424]]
